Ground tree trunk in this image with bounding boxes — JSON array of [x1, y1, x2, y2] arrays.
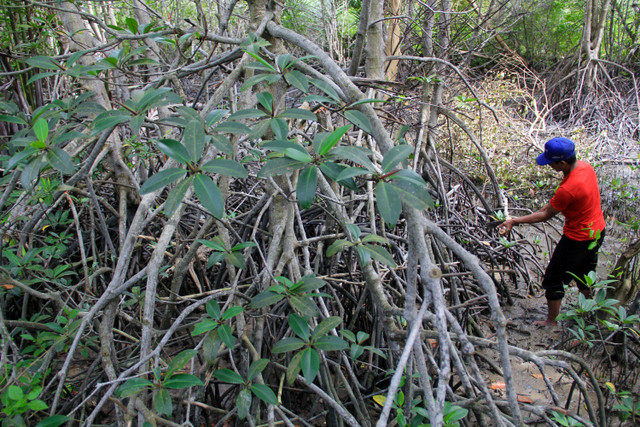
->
[[607, 238, 640, 306], [385, 0, 403, 81]]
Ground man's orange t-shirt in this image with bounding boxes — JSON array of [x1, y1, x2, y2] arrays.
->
[[550, 160, 605, 241]]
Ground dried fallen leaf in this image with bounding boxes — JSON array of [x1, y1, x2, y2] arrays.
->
[[517, 395, 533, 403], [490, 382, 506, 390], [1, 284, 14, 290], [532, 373, 544, 379], [372, 395, 386, 407]]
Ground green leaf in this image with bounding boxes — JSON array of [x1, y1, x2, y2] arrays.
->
[[284, 147, 312, 163], [248, 119, 271, 140], [164, 373, 204, 389], [245, 51, 277, 72], [250, 383, 279, 405], [288, 313, 311, 341], [391, 180, 433, 210], [139, 168, 186, 194], [312, 316, 342, 340], [340, 329, 356, 343], [278, 108, 317, 122], [157, 139, 191, 165], [251, 290, 286, 309], [258, 157, 308, 177], [231, 241, 257, 251], [361, 234, 389, 244], [237, 388, 252, 420], [25, 56, 61, 70], [194, 174, 224, 218], [129, 58, 160, 66], [137, 88, 182, 112], [365, 244, 397, 268], [218, 323, 236, 349], [210, 134, 234, 155], [271, 337, 305, 354], [376, 182, 402, 228], [270, 118, 289, 140], [275, 276, 295, 288], [284, 70, 309, 92], [286, 350, 304, 385], [154, 388, 172, 416], [256, 92, 274, 114], [7, 385, 23, 400], [319, 162, 358, 191], [345, 110, 372, 134], [241, 73, 281, 91], [301, 348, 320, 384], [91, 110, 131, 136], [226, 252, 246, 269], [213, 121, 252, 135], [213, 369, 245, 384], [345, 223, 362, 240], [130, 115, 145, 137], [296, 165, 317, 209], [228, 108, 268, 121], [326, 239, 351, 257], [27, 72, 59, 85], [166, 349, 198, 378], [332, 146, 376, 172], [289, 294, 319, 318], [262, 139, 301, 152], [313, 335, 348, 351], [52, 131, 86, 146], [293, 275, 326, 293], [206, 299, 222, 319], [336, 167, 369, 181], [35, 415, 69, 427], [33, 118, 48, 142], [31, 139, 46, 149], [46, 147, 75, 174], [0, 114, 27, 125], [349, 98, 386, 107], [125, 17, 139, 34], [356, 245, 371, 266], [191, 319, 219, 336], [203, 331, 222, 363], [183, 119, 206, 163], [201, 158, 248, 178], [116, 378, 153, 398], [276, 53, 294, 70], [381, 145, 412, 173], [388, 168, 427, 186], [164, 176, 193, 217], [205, 109, 230, 127], [309, 78, 341, 102], [247, 358, 269, 382], [318, 125, 350, 156], [221, 305, 243, 321], [198, 237, 227, 252], [444, 404, 468, 423], [302, 94, 338, 105]]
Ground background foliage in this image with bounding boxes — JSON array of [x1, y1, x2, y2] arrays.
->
[[0, 0, 638, 426]]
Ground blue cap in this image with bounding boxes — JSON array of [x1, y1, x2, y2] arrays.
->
[[536, 137, 576, 165]]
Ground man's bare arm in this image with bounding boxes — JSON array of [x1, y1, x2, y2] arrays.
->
[[499, 203, 560, 234]]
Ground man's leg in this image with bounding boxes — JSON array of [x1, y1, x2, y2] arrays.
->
[[534, 299, 562, 326], [535, 236, 572, 327]]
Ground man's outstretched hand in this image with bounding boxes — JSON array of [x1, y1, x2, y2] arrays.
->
[[498, 218, 516, 235]]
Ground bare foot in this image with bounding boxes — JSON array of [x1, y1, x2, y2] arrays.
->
[[533, 319, 558, 327]]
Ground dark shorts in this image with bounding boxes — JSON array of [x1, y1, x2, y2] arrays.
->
[[541, 230, 605, 300]]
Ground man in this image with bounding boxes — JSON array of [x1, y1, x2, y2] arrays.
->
[[498, 137, 606, 326]]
